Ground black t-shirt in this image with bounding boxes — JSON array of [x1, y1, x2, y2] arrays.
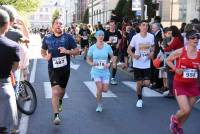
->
[[42, 33, 77, 70], [5, 27, 23, 42], [104, 30, 122, 45], [79, 29, 91, 45], [0, 36, 20, 78]]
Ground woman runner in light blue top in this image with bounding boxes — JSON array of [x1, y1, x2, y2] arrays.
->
[[87, 30, 114, 112]]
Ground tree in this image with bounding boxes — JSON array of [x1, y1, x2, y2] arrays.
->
[[82, 8, 89, 24], [122, 0, 135, 20], [144, 0, 156, 20], [114, 0, 127, 19], [52, 8, 60, 23], [0, 0, 41, 14]]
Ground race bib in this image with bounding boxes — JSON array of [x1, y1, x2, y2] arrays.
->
[[52, 56, 67, 68], [83, 36, 88, 40], [110, 37, 118, 44], [95, 60, 107, 69], [183, 69, 198, 78]]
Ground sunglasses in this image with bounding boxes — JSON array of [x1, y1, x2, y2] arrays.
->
[[189, 35, 200, 40]]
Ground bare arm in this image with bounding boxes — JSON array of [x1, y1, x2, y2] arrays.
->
[[166, 48, 183, 74], [86, 56, 94, 66], [149, 45, 155, 60], [116, 39, 121, 49], [41, 48, 51, 61], [127, 45, 140, 60], [58, 47, 79, 56]]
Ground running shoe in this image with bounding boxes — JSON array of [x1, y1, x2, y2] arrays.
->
[[136, 99, 143, 108], [170, 115, 180, 134], [11, 128, 20, 134], [53, 114, 61, 125], [96, 105, 103, 112], [177, 127, 184, 134], [58, 99, 62, 112], [117, 62, 124, 66], [110, 78, 117, 85]]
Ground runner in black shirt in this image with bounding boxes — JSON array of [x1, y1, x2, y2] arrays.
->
[[104, 20, 122, 85]]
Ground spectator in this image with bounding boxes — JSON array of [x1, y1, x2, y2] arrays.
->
[[0, 9, 20, 134]]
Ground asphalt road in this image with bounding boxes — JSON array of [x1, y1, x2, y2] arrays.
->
[[18, 34, 200, 134]]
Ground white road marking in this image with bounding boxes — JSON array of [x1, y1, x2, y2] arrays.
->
[[19, 59, 37, 134], [122, 81, 163, 97], [29, 59, 37, 83], [70, 61, 80, 70], [18, 101, 31, 134], [84, 81, 117, 97], [43, 82, 68, 98]]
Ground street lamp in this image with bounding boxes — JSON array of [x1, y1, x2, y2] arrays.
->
[[170, 0, 173, 26], [74, 0, 78, 23], [66, 10, 68, 26], [91, 0, 94, 26]]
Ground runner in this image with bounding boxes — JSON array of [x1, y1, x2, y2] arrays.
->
[[41, 17, 79, 125], [79, 24, 91, 59], [104, 20, 122, 85], [127, 20, 155, 108], [167, 30, 200, 134], [87, 30, 113, 112], [0, 9, 20, 134]]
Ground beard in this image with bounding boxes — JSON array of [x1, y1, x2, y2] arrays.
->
[[53, 27, 63, 35]]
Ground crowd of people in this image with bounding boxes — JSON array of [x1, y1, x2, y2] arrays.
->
[[0, 4, 200, 134]]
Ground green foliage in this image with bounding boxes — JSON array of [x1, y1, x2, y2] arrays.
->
[[52, 8, 60, 24], [114, 0, 157, 21], [82, 8, 89, 24], [114, 0, 127, 19], [122, 0, 135, 19], [0, 0, 17, 5], [0, 0, 41, 14], [144, 0, 156, 20]]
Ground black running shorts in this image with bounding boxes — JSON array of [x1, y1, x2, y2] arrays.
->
[[133, 68, 151, 81], [48, 69, 70, 89]]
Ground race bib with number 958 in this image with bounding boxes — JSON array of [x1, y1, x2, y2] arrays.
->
[[183, 69, 198, 78]]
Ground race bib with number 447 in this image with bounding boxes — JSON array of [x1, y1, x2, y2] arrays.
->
[[52, 56, 67, 68]]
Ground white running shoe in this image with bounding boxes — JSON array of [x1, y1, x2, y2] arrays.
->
[[53, 114, 61, 125], [110, 78, 117, 85], [136, 99, 143, 108], [96, 105, 103, 112]]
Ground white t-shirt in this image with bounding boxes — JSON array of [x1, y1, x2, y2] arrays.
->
[[197, 40, 200, 50], [130, 33, 154, 69]]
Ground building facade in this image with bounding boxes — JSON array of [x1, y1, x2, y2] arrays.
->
[[157, 0, 200, 27], [87, 0, 200, 27], [88, 0, 119, 25], [74, 0, 88, 23], [28, 0, 75, 28]]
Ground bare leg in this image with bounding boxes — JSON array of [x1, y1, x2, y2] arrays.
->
[[95, 82, 103, 103], [175, 95, 194, 126], [136, 80, 143, 96], [102, 83, 109, 92], [52, 85, 62, 113]]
